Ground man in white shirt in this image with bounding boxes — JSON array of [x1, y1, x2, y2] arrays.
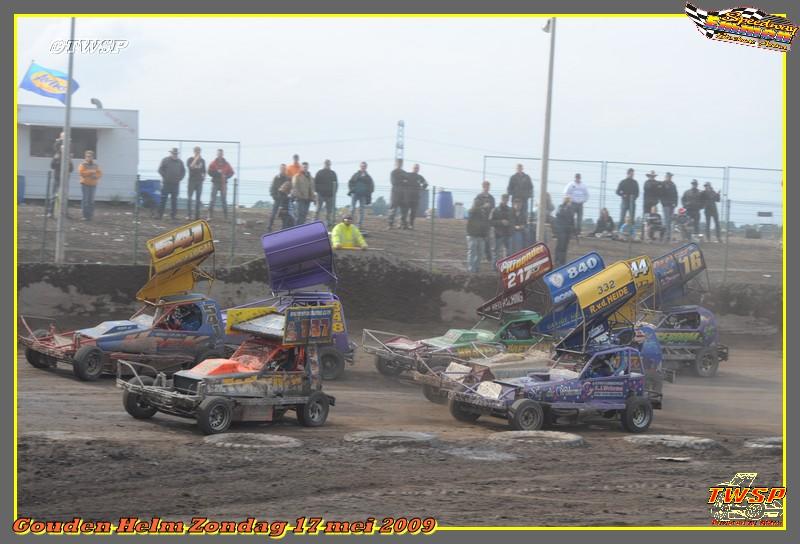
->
[[564, 173, 589, 235]]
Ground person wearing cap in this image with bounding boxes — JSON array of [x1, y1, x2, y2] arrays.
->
[[641, 170, 661, 240], [616, 168, 639, 227], [331, 215, 367, 250], [157, 147, 186, 220], [292, 161, 315, 225], [564, 173, 589, 236], [701, 181, 722, 242], [660, 172, 678, 242], [681, 179, 703, 239], [207, 148, 234, 220], [185, 146, 206, 220], [314, 159, 338, 226]]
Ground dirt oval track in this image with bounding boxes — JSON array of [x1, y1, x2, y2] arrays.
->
[[17, 322, 782, 527]]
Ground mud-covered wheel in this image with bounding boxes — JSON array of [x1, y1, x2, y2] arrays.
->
[[197, 397, 233, 435], [509, 399, 545, 431], [448, 399, 480, 423], [319, 347, 345, 380], [297, 392, 330, 427], [25, 329, 51, 369], [375, 356, 404, 377], [122, 376, 158, 419], [693, 348, 719, 378], [422, 365, 448, 405], [621, 397, 653, 433], [73, 345, 105, 381]]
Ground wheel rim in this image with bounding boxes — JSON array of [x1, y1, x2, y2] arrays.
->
[[135, 396, 150, 410], [700, 354, 715, 373], [208, 405, 230, 430], [520, 407, 541, 429], [321, 356, 337, 375], [86, 352, 102, 374], [307, 400, 324, 423], [631, 405, 650, 427]]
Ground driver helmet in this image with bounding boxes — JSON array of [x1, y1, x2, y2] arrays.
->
[[677, 207, 686, 215]]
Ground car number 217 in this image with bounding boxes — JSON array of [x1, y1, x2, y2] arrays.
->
[[506, 266, 537, 288]]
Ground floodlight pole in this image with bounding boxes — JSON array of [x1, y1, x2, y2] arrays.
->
[[536, 17, 556, 244], [54, 17, 76, 263]]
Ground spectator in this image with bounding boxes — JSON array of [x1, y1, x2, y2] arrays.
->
[[466, 198, 491, 273], [274, 180, 295, 230], [507, 164, 534, 221], [348, 161, 374, 229], [674, 208, 692, 242], [157, 147, 186, 220], [292, 161, 315, 224], [641, 170, 661, 240], [645, 205, 665, 242], [48, 150, 73, 218], [315, 159, 338, 226], [614, 214, 635, 242], [490, 194, 513, 260], [388, 158, 408, 229], [660, 172, 678, 242], [268, 164, 290, 232], [702, 181, 722, 242], [563, 173, 589, 235], [185, 146, 206, 220], [78, 150, 102, 221], [553, 196, 575, 266], [616, 168, 639, 225], [406, 163, 428, 229], [475, 181, 496, 262], [681, 179, 703, 238], [510, 197, 527, 252], [592, 208, 615, 237], [331, 214, 368, 250], [286, 154, 302, 178], [207, 149, 234, 220]]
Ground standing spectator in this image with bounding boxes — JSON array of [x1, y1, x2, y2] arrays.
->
[[78, 150, 102, 221], [388, 159, 408, 229], [48, 142, 73, 218], [507, 164, 533, 221], [348, 161, 374, 229], [641, 170, 661, 240], [616, 168, 639, 226], [157, 147, 186, 220], [292, 161, 315, 224], [510, 198, 527, 252], [592, 208, 615, 237], [645, 205, 665, 241], [490, 194, 513, 260], [660, 172, 678, 242], [274, 180, 295, 230], [702, 181, 722, 242], [466, 198, 491, 273], [185, 146, 206, 220], [268, 164, 290, 232], [564, 173, 589, 235], [314, 159, 338, 226], [406, 163, 428, 229], [681, 179, 703, 238], [475, 181, 496, 261], [286, 154, 302, 178], [331, 214, 368, 250], [207, 149, 234, 220], [553, 196, 575, 266]]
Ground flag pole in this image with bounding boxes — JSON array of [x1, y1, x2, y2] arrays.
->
[[54, 18, 76, 263]]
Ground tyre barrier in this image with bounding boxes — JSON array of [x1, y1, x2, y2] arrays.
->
[[203, 433, 303, 449], [624, 434, 719, 450], [343, 431, 438, 447], [488, 430, 585, 447], [744, 436, 782, 452]]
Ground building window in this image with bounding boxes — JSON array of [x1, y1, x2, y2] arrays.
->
[[30, 126, 98, 159]]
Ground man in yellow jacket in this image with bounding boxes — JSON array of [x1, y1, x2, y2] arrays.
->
[[78, 150, 102, 221], [331, 215, 368, 250]]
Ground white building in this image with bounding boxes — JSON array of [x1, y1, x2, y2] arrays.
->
[[17, 104, 139, 201]]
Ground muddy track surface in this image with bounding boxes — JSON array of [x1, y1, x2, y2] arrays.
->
[[18, 325, 782, 527]]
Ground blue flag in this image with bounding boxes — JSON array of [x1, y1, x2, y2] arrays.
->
[[19, 62, 79, 104]]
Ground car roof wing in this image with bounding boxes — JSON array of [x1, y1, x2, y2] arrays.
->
[[262, 221, 336, 293], [477, 243, 553, 319]]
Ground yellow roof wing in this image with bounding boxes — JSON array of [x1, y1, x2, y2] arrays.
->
[[136, 220, 215, 302]]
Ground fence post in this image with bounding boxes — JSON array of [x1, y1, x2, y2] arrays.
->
[[133, 175, 140, 266], [429, 186, 436, 273], [599, 160, 607, 210], [230, 176, 238, 265], [626, 194, 633, 258], [40, 171, 52, 262], [722, 199, 731, 285]]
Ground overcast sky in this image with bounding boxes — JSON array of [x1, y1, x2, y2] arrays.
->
[[17, 16, 783, 216]]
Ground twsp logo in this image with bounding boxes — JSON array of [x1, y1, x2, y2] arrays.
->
[[708, 472, 785, 526], [685, 3, 797, 52]]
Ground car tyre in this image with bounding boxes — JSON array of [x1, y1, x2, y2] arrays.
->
[[621, 397, 653, 433], [25, 329, 51, 369], [422, 365, 448, 405], [509, 399, 545, 431], [73, 345, 106, 381], [448, 398, 480, 423], [375, 356, 404, 377], [319, 347, 346, 380], [197, 397, 233, 435], [122, 376, 158, 419], [297, 392, 330, 427], [693, 348, 719, 378]]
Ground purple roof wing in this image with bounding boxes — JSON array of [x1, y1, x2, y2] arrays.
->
[[261, 221, 337, 292]]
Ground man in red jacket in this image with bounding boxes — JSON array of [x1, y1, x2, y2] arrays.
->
[[207, 148, 234, 220]]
